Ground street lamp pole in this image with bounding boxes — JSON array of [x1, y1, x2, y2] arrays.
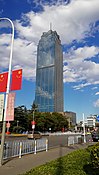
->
[[0, 18, 14, 166], [32, 110, 35, 134], [83, 113, 86, 143]]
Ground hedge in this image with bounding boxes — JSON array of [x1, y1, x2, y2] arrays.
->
[[20, 144, 99, 175]]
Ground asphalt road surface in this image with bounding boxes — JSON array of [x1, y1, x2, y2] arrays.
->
[[4, 133, 92, 148]]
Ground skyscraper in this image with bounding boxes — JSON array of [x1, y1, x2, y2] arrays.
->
[[35, 30, 63, 112]]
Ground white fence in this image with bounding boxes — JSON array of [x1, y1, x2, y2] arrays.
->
[[3, 135, 85, 160], [3, 138, 48, 159], [68, 135, 82, 146]]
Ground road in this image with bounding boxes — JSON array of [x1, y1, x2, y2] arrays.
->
[[0, 132, 92, 160], [4, 132, 92, 148]]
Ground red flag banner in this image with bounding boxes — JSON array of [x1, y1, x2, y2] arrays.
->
[[6, 92, 15, 121], [0, 72, 8, 92], [10, 69, 22, 91]]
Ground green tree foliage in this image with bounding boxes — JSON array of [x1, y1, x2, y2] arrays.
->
[[9, 104, 68, 133], [34, 112, 68, 132], [90, 142, 99, 168], [31, 101, 38, 112], [10, 105, 29, 133]]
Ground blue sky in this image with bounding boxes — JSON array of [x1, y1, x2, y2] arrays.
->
[[0, 0, 99, 122]]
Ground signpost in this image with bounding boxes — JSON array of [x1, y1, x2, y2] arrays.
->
[[31, 121, 36, 130], [96, 115, 99, 122]]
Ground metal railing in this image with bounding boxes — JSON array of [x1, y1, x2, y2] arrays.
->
[[68, 135, 82, 146], [3, 138, 48, 159], [2, 134, 91, 160]]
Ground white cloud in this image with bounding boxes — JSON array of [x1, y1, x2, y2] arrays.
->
[[13, 38, 37, 80], [0, 34, 12, 71], [16, 0, 99, 44], [0, 33, 37, 80], [63, 46, 99, 87], [95, 92, 99, 95], [92, 87, 98, 90], [27, 0, 69, 7], [94, 99, 99, 107]]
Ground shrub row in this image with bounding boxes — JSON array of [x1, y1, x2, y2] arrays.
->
[[90, 142, 99, 168], [20, 143, 99, 175], [21, 149, 91, 175]]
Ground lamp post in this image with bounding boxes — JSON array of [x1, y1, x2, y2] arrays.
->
[[83, 113, 86, 143], [0, 18, 14, 166], [32, 110, 35, 134], [32, 103, 38, 134]]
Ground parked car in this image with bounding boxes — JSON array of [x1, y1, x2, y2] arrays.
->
[[91, 132, 99, 142], [27, 131, 42, 139]]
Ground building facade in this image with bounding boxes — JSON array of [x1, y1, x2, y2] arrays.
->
[[63, 111, 76, 127], [59, 111, 76, 128], [35, 30, 63, 112]]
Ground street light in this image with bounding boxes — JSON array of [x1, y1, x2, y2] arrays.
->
[[32, 103, 38, 134], [83, 113, 86, 143], [32, 110, 35, 134], [0, 18, 14, 166]]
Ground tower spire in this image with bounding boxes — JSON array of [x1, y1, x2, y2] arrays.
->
[[50, 22, 52, 31]]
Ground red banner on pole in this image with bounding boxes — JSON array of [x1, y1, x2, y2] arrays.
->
[[6, 122, 11, 128], [0, 72, 8, 92], [6, 92, 15, 121], [10, 69, 22, 91]]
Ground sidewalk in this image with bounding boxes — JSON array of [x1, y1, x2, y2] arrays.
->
[[0, 142, 94, 175]]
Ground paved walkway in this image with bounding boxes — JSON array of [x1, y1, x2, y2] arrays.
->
[[0, 142, 94, 175]]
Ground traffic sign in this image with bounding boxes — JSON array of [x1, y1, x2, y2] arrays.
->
[[96, 115, 99, 122], [32, 125, 35, 129]]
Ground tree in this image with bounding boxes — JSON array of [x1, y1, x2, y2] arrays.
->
[[9, 104, 69, 133], [34, 112, 68, 132], [31, 101, 38, 112], [10, 105, 29, 133]]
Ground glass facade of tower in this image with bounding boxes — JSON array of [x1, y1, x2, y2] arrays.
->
[[35, 30, 63, 112]]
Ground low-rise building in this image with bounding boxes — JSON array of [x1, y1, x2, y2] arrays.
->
[[87, 115, 96, 128], [60, 111, 76, 128]]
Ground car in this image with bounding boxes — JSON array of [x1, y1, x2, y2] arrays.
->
[[91, 132, 99, 142], [27, 131, 42, 139]]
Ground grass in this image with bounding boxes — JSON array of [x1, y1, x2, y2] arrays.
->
[[20, 146, 99, 175]]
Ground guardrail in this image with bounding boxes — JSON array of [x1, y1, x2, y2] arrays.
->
[[68, 135, 82, 146], [3, 138, 48, 159], [2, 134, 91, 160]]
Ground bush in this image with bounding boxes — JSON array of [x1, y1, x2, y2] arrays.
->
[[90, 142, 99, 168], [22, 149, 91, 175], [20, 144, 99, 175]]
